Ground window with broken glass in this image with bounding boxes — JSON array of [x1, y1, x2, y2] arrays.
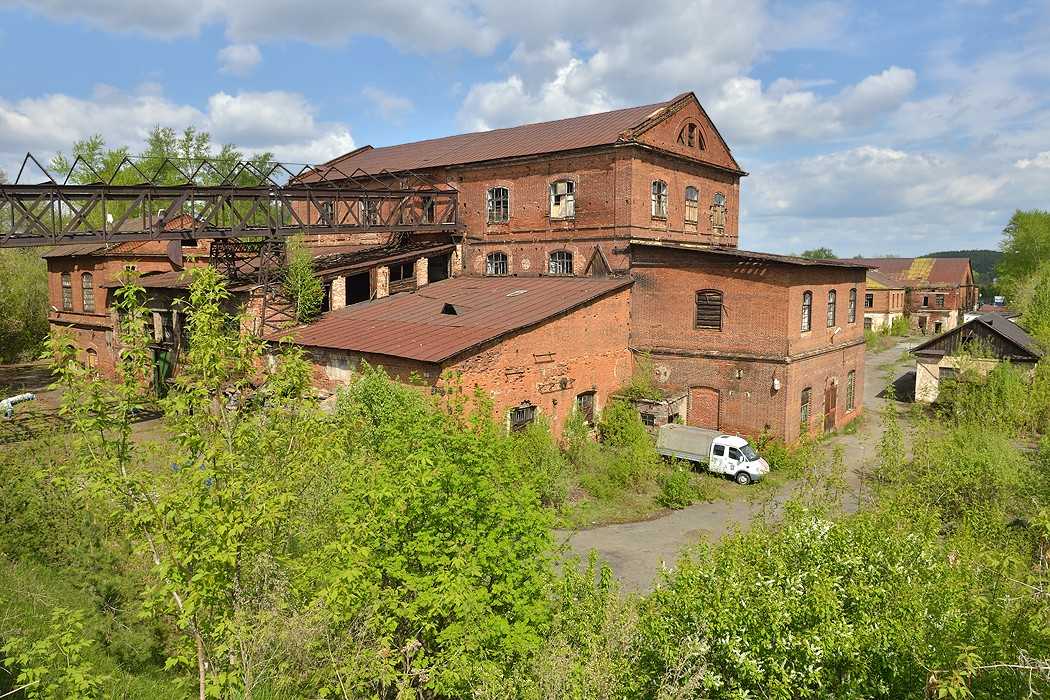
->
[[549, 180, 575, 219], [81, 272, 95, 313], [651, 180, 668, 218], [486, 252, 508, 276], [487, 187, 510, 223], [576, 391, 596, 424], [363, 199, 380, 226], [548, 251, 574, 276], [61, 272, 73, 311], [685, 186, 699, 224], [509, 403, 536, 432]]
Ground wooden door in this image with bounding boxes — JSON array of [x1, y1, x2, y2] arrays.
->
[[823, 383, 837, 433], [688, 387, 720, 429]]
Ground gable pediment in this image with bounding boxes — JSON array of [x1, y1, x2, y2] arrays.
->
[[631, 93, 743, 174]]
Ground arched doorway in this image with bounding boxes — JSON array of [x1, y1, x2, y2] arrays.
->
[[688, 386, 720, 429]]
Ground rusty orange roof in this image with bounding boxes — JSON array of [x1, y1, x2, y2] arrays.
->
[[313, 93, 742, 176], [853, 257, 973, 287], [272, 275, 633, 363]]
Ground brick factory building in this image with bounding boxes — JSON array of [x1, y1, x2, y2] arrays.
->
[[40, 91, 872, 440], [863, 270, 906, 332], [853, 257, 978, 334]]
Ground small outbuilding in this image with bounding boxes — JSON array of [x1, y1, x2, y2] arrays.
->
[[911, 313, 1042, 403]]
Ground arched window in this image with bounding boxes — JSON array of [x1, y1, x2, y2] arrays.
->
[[710, 192, 727, 233], [677, 122, 705, 150], [827, 290, 837, 327], [548, 251, 574, 276], [695, 289, 723, 330], [684, 186, 699, 224], [801, 290, 812, 332], [487, 186, 510, 223], [81, 272, 95, 313], [549, 180, 575, 219], [485, 252, 508, 276], [848, 288, 857, 323], [60, 272, 73, 311], [651, 180, 668, 218]]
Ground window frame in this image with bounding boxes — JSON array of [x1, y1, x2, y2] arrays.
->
[[864, 292, 874, 309], [800, 387, 812, 430], [81, 272, 95, 313], [936, 294, 945, 308], [60, 272, 73, 311], [848, 288, 857, 323], [846, 370, 856, 412], [486, 186, 510, 224], [485, 251, 509, 277], [576, 391, 596, 425], [801, 290, 813, 332], [640, 412, 656, 428], [827, 289, 837, 327], [694, 289, 723, 330], [509, 403, 537, 432], [548, 250, 574, 276], [651, 180, 668, 219], [549, 179, 576, 220], [684, 186, 699, 224]]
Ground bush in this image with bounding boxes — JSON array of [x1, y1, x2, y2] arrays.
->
[[657, 463, 697, 509], [935, 360, 1039, 434], [509, 417, 571, 507], [754, 432, 813, 479], [617, 353, 663, 401], [888, 315, 910, 336]]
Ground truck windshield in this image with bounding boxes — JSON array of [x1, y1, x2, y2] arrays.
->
[[741, 444, 759, 461]]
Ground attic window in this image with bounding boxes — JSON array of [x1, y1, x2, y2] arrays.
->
[[441, 303, 458, 315], [677, 122, 704, 150]]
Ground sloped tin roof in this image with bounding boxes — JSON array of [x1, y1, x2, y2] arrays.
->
[[272, 275, 633, 363], [853, 257, 972, 286]]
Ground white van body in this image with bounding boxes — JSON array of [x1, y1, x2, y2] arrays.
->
[[655, 424, 769, 485]]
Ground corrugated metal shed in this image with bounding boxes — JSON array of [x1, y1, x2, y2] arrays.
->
[[272, 275, 633, 363]]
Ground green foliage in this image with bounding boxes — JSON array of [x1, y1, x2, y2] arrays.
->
[[935, 360, 1049, 435], [1012, 260, 1050, 348], [799, 247, 836, 259], [754, 432, 813, 479], [999, 209, 1050, 293], [508, 416, 571, 507], [656, 462, 698, 509], [617, 353, 664, 400], [888, 314, 910, 336], [0, 248, 48, 362], [282, 234, 325, 324], [2, 608, 107, 698]]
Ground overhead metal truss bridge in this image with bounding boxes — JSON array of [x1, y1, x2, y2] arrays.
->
[[0, 154, 460, 248]]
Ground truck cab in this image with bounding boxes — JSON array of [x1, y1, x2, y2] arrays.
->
[[655, 424, 770, 485]]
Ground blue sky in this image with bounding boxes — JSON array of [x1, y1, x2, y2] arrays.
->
[[1, 0, 1048, 256]]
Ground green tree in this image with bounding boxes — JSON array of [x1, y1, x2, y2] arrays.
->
[[0, 247, 48, 362], [799, 247, 836, 259], [998, 209, 1050, 292], [282, 234, 324, 324]]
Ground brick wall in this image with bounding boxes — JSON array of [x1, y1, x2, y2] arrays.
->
[[787, 343, 866, 442], [865, 287, 905, 314]]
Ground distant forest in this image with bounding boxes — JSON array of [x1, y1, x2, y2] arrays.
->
[[925, 249, 1002, 291]]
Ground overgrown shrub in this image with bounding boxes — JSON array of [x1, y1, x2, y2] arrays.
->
[[657, 463, 697, 509], [617, 353, 663, 401], [935, 360, 1044, 434], [508, 416, 571, 507]]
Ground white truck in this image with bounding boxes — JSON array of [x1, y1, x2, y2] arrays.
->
[[655, 424, 769, 485]]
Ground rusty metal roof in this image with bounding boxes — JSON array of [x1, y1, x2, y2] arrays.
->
[[317, 96, 687, 174], [100, 270, 192, 289], [630, 241, 871, 268], [866, 270, 905, 289], [852, 257, 973, 286], [273, 275, 633, 363]]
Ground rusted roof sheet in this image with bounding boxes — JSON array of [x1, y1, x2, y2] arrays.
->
[[866, 270, 905, 289], [630, 240, 871, 268], [317, 98, 684, 174], [853, 257, 973, 286], [273, 275, 633, 363], [101, 270, 192, 289]]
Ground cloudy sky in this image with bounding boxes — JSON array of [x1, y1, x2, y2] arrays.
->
[[1, 0, 1048, 255]]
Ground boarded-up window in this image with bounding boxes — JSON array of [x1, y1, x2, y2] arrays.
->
[[576, 391, 596, 424], [846, 370, 856, 411], [695, 289, 723, 330], [802, 291, 812, 332], [549, 180, 575, 219], [710, 192, 727, 233], [509, 403, 536, 432], [486, 252, 508, 276], [801, 387, 812, 429], [548, 251, 574, 276], [487, 187, 509, 223], [61, 272, 73, 311], [684, 186, 699, 224], [81, 272, 95, 313], [651, 180, 668, 218]]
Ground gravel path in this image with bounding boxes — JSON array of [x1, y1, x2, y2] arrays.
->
[[557, 339, 916, 592]]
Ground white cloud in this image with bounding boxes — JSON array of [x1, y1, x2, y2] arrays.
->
[[0, 86, 354, 173], [1016, 151, 1050, 170], [361, 87, 414, 121], [218, 43, 261, 76]]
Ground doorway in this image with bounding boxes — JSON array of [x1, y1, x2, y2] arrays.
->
[[688, 386, 720, 429], [823, 383, 837, 433]]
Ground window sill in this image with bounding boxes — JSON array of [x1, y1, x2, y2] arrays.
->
[[549, 216, 576, 222], [651, 216, 667, 221]]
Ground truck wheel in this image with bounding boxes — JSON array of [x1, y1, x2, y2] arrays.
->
[[735, 471, 752, 485]]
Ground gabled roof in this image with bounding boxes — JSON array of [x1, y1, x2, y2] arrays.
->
[[315, 93, 743, 175], [271, 275, 633, 363], [852, 257, 973, 287], [911, 313, 1042, 361]]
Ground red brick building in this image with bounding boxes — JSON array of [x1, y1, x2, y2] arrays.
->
[[853, 257, 978, 334], [863, 270, 906, 331]]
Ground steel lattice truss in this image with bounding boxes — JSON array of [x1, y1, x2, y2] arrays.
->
[[0, 154, 460, 248]]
